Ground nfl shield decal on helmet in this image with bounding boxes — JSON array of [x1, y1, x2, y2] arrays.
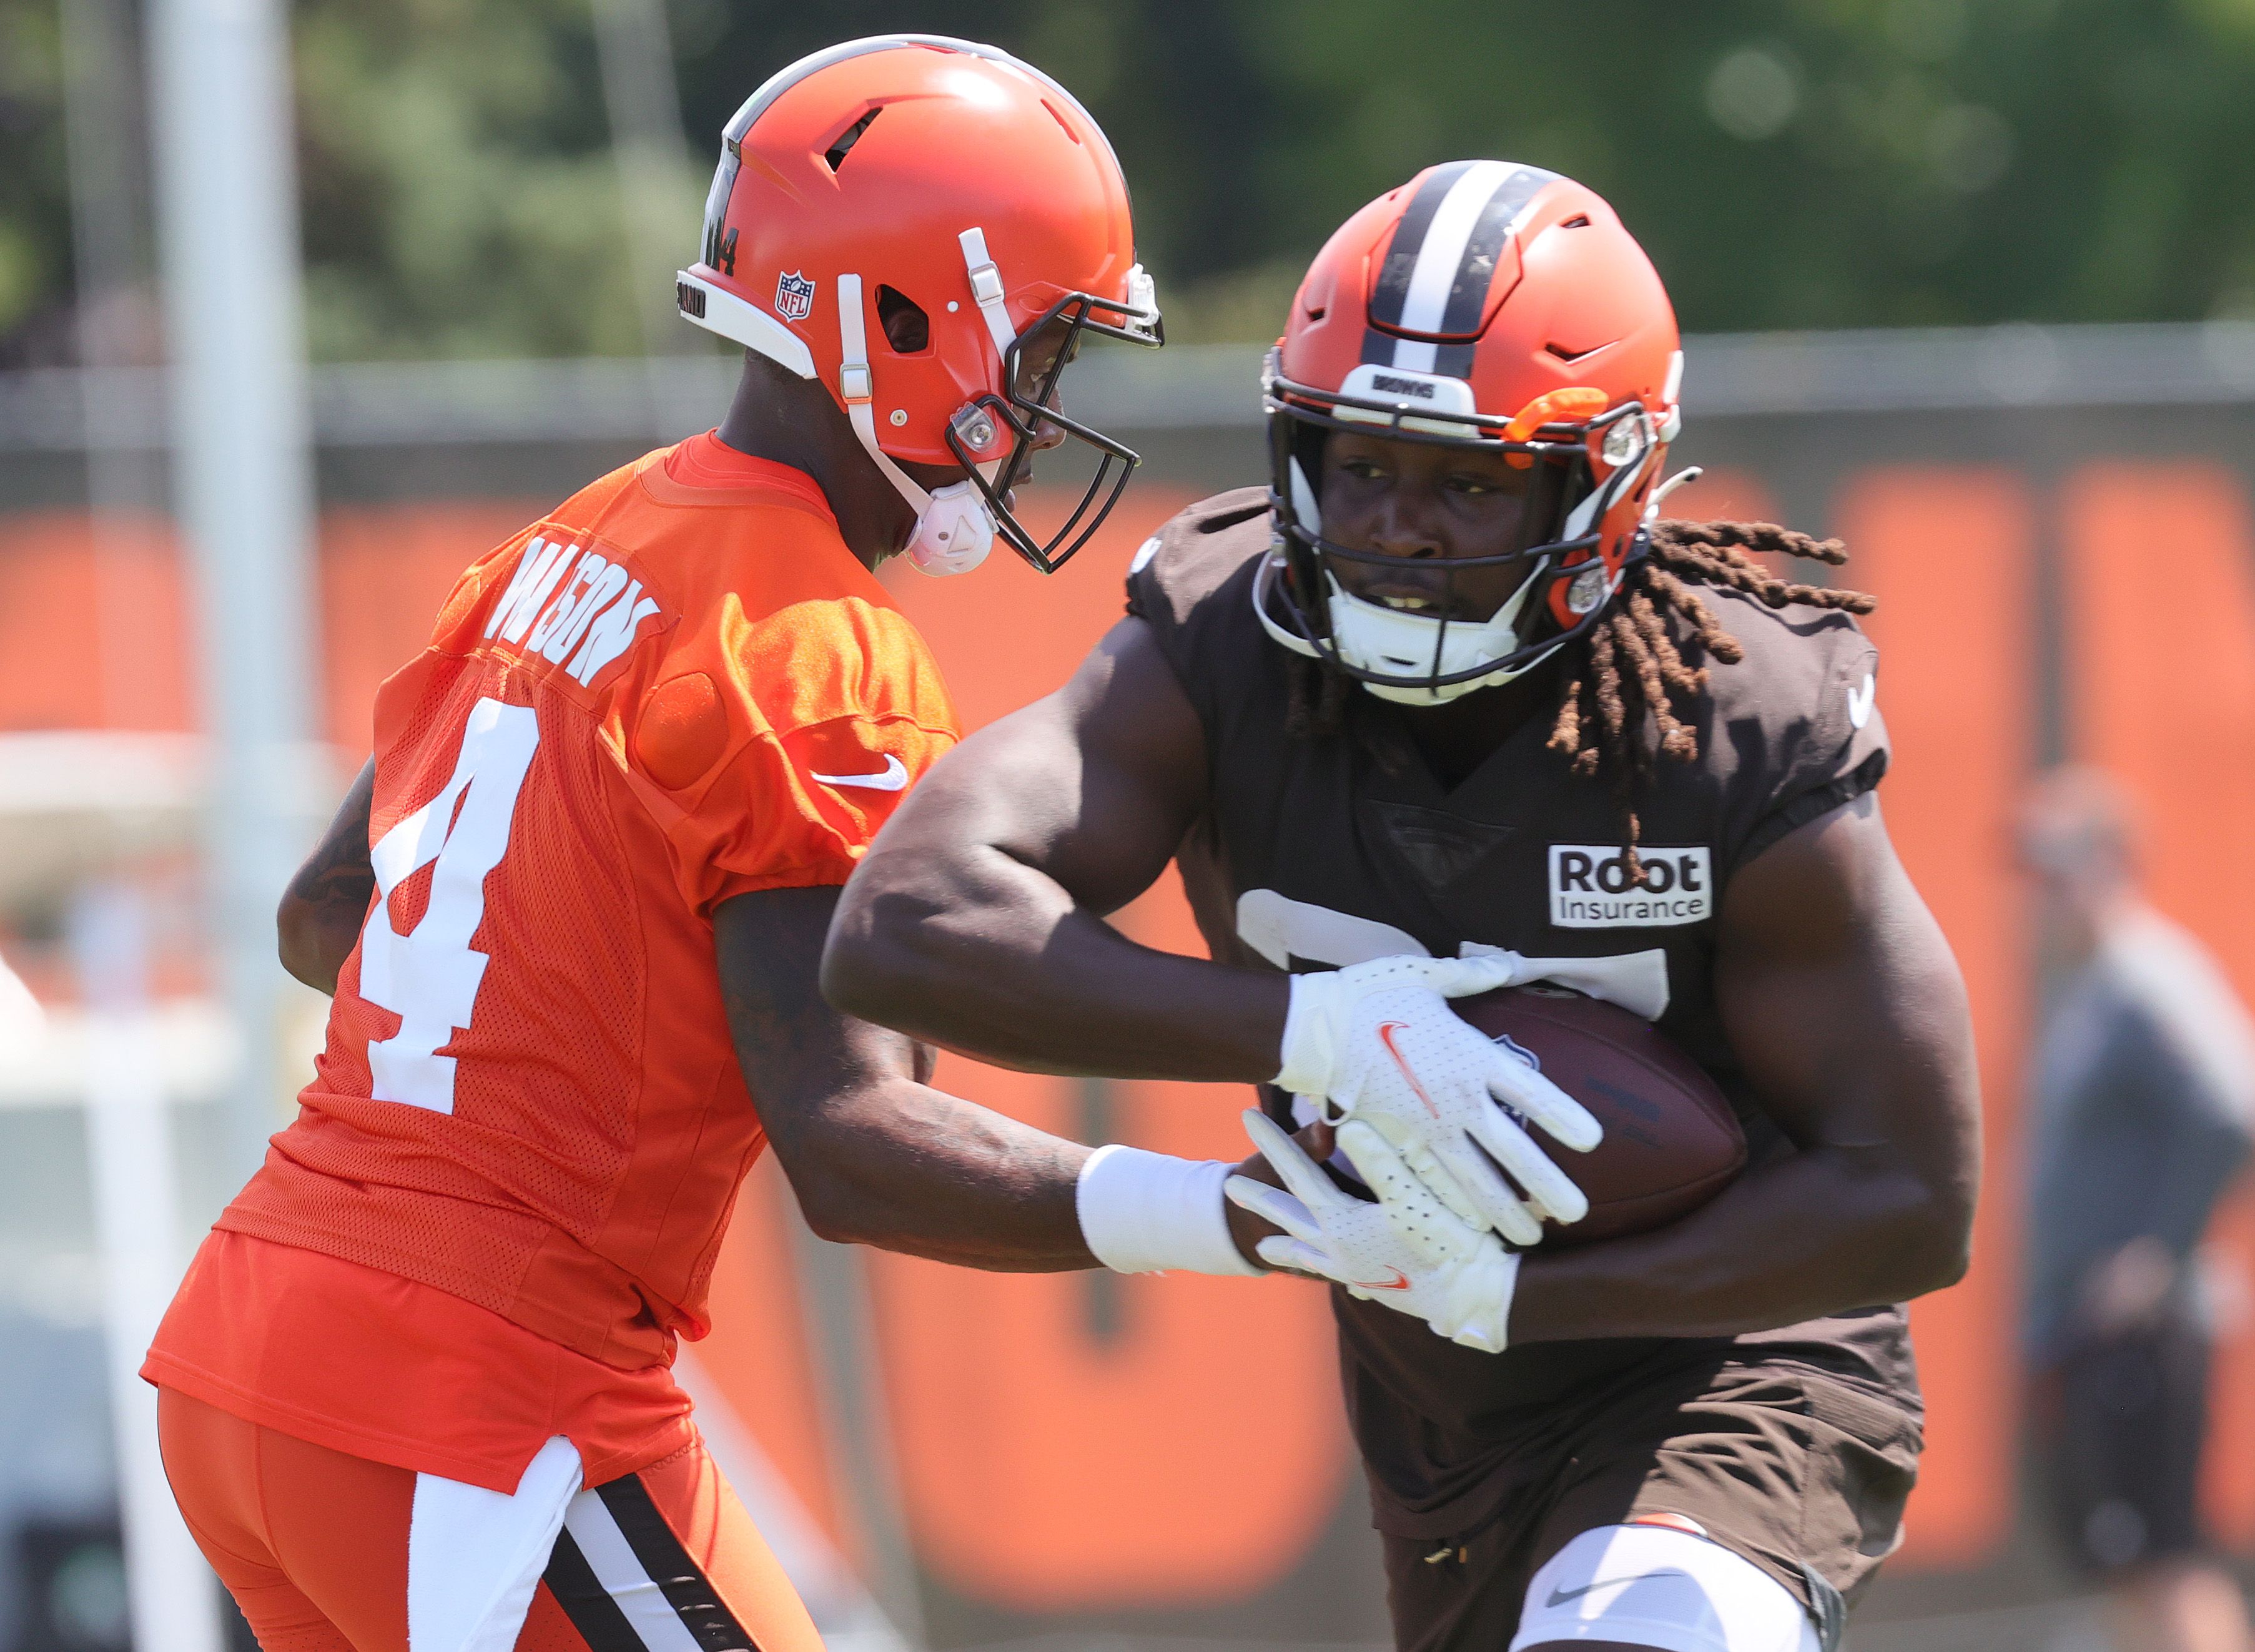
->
[[773, 270, 816, 321]]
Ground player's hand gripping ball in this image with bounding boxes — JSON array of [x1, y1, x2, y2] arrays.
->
[[1228, 1111, 1520, 1353], [1276, 955, 1603, 1247], [1449, 985, 1748, 1246]]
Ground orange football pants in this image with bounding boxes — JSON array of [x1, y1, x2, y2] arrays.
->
[[157, 1387, 825, 1652]]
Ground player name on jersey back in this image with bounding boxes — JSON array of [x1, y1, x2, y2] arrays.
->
[[481, 533, 664, 686], [1547, 843, 1713, 929]]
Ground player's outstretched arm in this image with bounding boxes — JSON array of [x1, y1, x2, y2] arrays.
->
[[1506, 792, 1980, 1342], [719, 885, 1117, 1269], [823, 617, 1290, 1080], [277, 756, 376, 995], [739, 884, 1458, 1286]]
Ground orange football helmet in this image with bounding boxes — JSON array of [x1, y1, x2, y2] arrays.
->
[[676, 36, 1161, 574], [1256, 161, 1683, 702]]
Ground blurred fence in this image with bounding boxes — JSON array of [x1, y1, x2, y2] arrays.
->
[[4, 322, 2255, 1649]]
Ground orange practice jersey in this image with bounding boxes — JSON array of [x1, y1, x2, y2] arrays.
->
[[184, 440, 957, 1379]]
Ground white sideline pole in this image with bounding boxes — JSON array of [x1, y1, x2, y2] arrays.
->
[[591, 0, 699, 364], [72, 884, 222, 1652], [146, 0, 320, 1181]]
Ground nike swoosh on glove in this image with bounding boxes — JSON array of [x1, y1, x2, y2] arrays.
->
[[1225, 1110, 1519, 1354], [1273, 954, 1602, 1247]]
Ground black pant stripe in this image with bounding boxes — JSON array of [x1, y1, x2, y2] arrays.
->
[[594, 1473, 761, 1652], [542, 1528, 648, 1652]]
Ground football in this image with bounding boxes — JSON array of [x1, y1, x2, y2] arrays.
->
[[1449, 985, 1747, 1246]]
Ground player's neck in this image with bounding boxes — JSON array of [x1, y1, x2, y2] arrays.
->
[[1393, 664, 1558, 792], [712, 355, 917, 573]]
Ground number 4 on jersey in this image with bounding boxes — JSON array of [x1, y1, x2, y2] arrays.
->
[[358, 697, 539, 1113]]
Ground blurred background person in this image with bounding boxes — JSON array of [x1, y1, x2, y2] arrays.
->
[[2021, 767, 2255, 1652]]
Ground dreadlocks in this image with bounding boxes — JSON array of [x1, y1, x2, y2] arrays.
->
[[1283, 518, 1876, 863]]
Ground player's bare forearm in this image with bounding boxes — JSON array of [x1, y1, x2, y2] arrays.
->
[[277, 756, 377, 995], [829, 833, 1286, 1079], [1509, 795, 1980, 1343], [721, 884, 1103, 1269], [776, 1071, 1098, 1269], [825, 617, 1289, 1081]]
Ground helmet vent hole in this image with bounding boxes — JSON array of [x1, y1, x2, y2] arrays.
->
[[1562, 214, 1591, 227], [1305, 306, 1326, 321], [876, 285, 930, 354], [824, 107, 881, 172], [1040, 99, 1083, 144], [1545, 341, 1605, 363]]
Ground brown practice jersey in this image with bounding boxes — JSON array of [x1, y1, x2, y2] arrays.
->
[[1126, 489, 1920, 1544]]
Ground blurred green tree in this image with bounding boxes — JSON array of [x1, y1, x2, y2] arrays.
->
[[292, 0, 646, 360], [0, 0, 72, 364], [5, 0, 2255, 364]]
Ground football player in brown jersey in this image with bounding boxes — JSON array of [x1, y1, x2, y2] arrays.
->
[[824, 162, 1981, 1652]]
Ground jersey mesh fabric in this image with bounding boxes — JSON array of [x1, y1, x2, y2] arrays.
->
[[171, 445, 958, 1414]]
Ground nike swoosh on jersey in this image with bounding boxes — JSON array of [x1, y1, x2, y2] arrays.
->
[[809, 754, 909, 792], [1546, 1570, 1690, 1608], [1376, 1021, 1443, 1119], [1847, 672, 1877, 729]]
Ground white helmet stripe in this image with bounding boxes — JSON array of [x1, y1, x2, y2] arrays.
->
[[1359, 160, 1555, 377], [1394, 160, 1520, 337]]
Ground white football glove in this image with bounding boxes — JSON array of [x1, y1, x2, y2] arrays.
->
[[1226, 1110, 1519, 1354], [1273, 955, 1602, 1247]]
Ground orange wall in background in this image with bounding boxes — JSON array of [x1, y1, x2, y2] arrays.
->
[[2061, 461, 2255, 1545], [869, 1045, 1346, 1608], [318, 503, 536, 752], [694, 1156, 852, 1560], [7, 448, 2254, 1607], [1837, 469, 2035, 1566], [1662, 467, 1778, 528], [0, 512, 189, 731], [0, 504, 535, 750]]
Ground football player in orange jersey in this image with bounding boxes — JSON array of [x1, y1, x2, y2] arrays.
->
[[129, 36, 1361, 1652]]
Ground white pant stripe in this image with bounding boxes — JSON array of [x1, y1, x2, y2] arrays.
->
[[561, 1488, 704, 1652], [1511, 1524, 1822, 1652]]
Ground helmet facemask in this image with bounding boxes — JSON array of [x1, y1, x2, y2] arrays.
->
[[1256, 350, 1661, 706], [942, 281, 1163, 574], [832, 253, 1160, 579]]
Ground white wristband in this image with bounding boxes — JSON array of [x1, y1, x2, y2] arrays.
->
[[1076, 1146, 1265, 1277], [1273, 970, 1340, 1096]]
